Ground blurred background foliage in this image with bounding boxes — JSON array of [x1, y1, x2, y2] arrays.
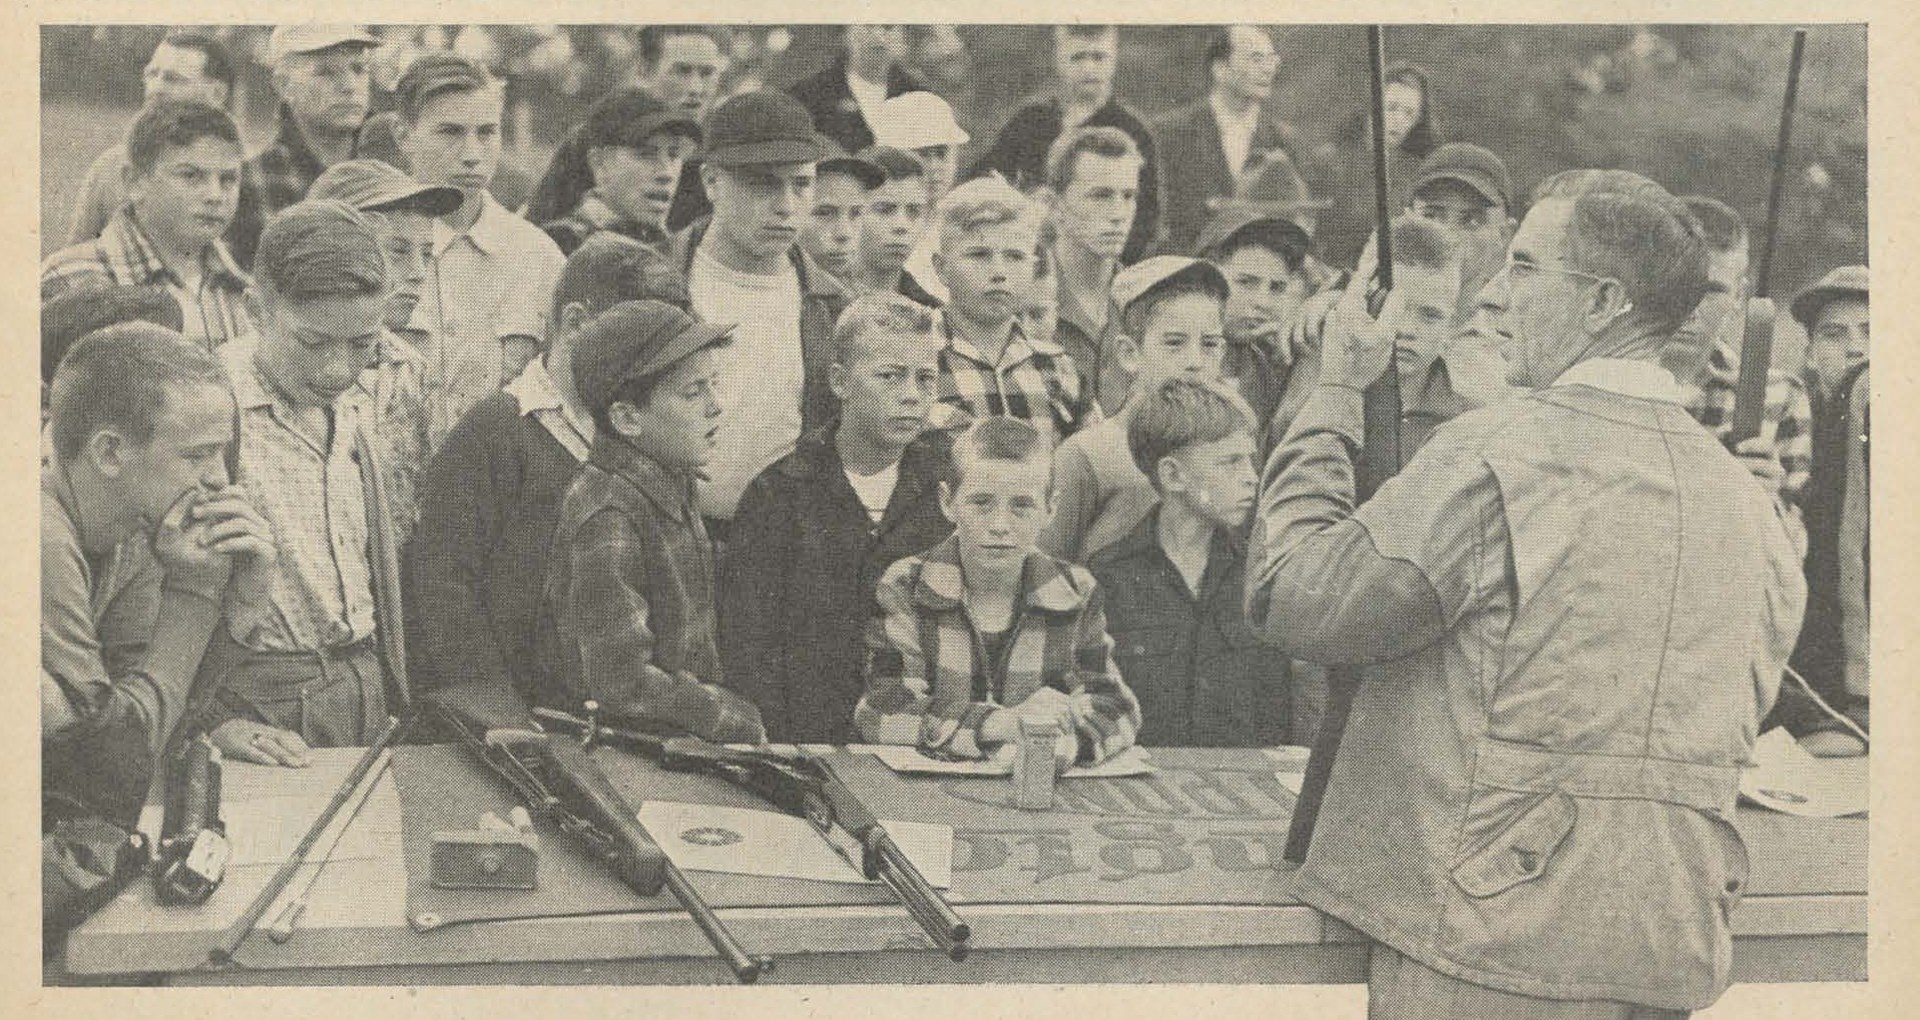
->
[[41, 23, 1865, 295]]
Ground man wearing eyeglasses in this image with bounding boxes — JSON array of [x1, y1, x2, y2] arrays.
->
[[1247, 169, 1805, 1018], [195, 200, 407, 760]]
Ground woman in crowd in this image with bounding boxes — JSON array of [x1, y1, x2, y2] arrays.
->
[[1309, 62, 1442, 269]]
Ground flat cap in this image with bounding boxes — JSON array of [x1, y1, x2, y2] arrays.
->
[[268, 25, 379, 64], [572, 300, 735, 412], [1193, 208, 1312, 266], [702, 90, 828, 168], [1790, 265, 1869, 328]]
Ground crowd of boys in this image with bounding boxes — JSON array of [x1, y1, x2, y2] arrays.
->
[[42, 23, 1868, 1016]]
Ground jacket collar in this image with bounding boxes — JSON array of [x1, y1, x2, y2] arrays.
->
[[101, 207, 249, 292], [588, 433, 696, 523], [436, 191, 516, 256], [908, 535, 1091, 615], [1552, 357, 1687, 404], [941, 314, 1065, 368], [1105, 503, 1246, 577], [674, 216, 851, 304]]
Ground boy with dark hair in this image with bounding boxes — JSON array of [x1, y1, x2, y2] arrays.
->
[[413, 237, 691, 728], [1042, 256, 1231, 563], [853, 146, 937, 302], [930, 176, 1098, 447], [393, 51, 567, 451], [1195, 209, 1314, 433], [721, 294, 955, 743], [1090, 376, 1284, 746], [43, 99, 255, 352], [802, 152, 886, 285], [857, 416, 1141, 767], [532, 301, 764, 743]]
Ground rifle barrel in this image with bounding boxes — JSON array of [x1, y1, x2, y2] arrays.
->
[[663, 861, 771, 982], [1755, 28, 1809, 299], [1366, 24, 1395, 291]]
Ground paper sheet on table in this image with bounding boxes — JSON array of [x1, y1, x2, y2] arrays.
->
[[636, 801, 952, 888], [1739, 727, 1868, 817], [224, 759, 402, 866], [850, 743, 1154, 778]]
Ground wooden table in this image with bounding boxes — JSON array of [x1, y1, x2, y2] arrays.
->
[[64, 745, 1867, 986]]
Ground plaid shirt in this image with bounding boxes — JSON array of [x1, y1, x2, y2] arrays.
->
[[1685, 341, 1813, 512], [41, 207, 256, 352], [932, 315, 1100, 448], [534, 435, 765, 744], [228, 104, 327, 267], [856, 535, 1141, 764]]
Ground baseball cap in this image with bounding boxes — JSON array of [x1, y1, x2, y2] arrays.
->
[[1789, 265, 1869, 328], [308, 159, 463, 217], [701, 90, 829, 168], [1412, 143, 1513, 210], [267, 25, 380, 64], [572, 300, 736, 412], [870, 91, 970, 150], [1193, 208, 1312, 266], [584, 88, 703, 150], [1111, 256, 1230, 318]]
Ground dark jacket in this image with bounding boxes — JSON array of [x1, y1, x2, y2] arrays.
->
[[406, 389, 584, 728], [669, 217, 853, 436], [1088, 508, 1289, 747], [788, 56, 927, 155], [1148, 98, 1307, 256], [968, 95, 1163, 264], [719, 427, 955, 744]]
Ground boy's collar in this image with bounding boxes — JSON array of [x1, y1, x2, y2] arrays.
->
[[941, 313, 1064, 366], [588, 433, 697, 522], [909, 535, 1090, 614]]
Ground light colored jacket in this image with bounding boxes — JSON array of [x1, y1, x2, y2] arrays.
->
[[1246, 360, 1806, 1008]]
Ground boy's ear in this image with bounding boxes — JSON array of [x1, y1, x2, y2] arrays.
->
[[698, 163, 720, 202], [827, 361, 851, 400], [1156, 454, 1185, 496], [929, 250, 950, 287], [558, 301, 594, 337], [1113, 332, 1142, 376], [607, 400, 646, 438]]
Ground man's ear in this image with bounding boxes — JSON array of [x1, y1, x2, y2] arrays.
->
[[85, 429, 130, 480], [584, 145, 611, 184], [698, 163, 720, 202], [1583, 278, 1633, 333]]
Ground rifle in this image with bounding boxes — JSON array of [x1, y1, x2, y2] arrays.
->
[[531, 702, 972, 961], [153, 734, 229, 905], [1728, 27, 1809, 443], [433, 703, 771, 983], [1284, 24, 1401, 865]]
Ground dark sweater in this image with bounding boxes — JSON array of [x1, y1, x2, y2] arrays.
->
[[405, 390, 583, 727], [718, 427, 955, 744]]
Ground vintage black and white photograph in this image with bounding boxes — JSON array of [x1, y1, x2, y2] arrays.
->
[[33, 18, 1875, 1014]]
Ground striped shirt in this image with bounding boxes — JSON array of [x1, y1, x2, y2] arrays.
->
[[856, 535, 1141, 764], [932, 315, 1100, 449], [41, 207, 256, 352]]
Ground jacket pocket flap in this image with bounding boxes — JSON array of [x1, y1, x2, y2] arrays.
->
[[1451, 792, 1577, 898]]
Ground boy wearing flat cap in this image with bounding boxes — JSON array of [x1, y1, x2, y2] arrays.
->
[[533, 300, 765, 743]]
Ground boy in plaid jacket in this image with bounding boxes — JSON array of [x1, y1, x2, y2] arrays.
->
[[856, 416, 1141, 767]]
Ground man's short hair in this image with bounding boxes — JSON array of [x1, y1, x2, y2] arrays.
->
[[1680, 195, 1748, 255], [159, 31, 238, 90], [1055, 24, 1117, 47], [1044, 125, 1141, 194], [1531, 169, 1710, 333], [937, 176, 1037, 249], [1127, 376, 1255, 492], [394, 51, 494, 123], [637, 25, 725, 71], [48, 322, 229, 463], [124, 99, 240, 178], [1389, 214, 1459, 273], [255, 199, 388, 302], [864, 145, 926, 183], [831, 293, 938, 365], [952, 415, 1050, 488], [553, 234, 690, 321], [42, 284, 184, 388]]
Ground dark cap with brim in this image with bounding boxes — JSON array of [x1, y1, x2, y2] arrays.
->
[[308, 159, 464, 217], [572, 299, 735, 412], [702, 90, 829, 168], [1193, 207, 1312, 265], [1412, 142, 1513, 210], [1789, 264, 1869, 328], [1111, 256, 1231, 317]]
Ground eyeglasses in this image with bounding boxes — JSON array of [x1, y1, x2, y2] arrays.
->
[[1503, 254, 1617, 289]]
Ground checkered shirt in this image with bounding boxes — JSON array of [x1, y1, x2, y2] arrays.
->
[[1685, 340, 1813, 509], [41, 207, 256, 352], [932, 315, 1100, 448]]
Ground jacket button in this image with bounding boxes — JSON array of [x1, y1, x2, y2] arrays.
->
[[1512, 849, 1540, 873], [1725, 879, 1741, 893]]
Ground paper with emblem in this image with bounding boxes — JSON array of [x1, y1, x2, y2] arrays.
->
[[635, 801, 953, 888]]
